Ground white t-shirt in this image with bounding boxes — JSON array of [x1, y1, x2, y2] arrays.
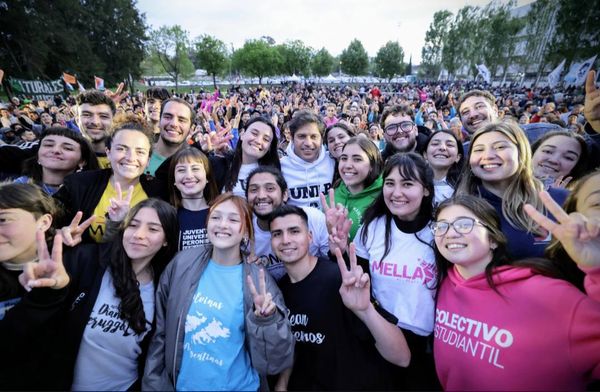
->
[[433, 178, 455, 206], [72, 270, 154, 390], [253, 206, 329, 280], [232, 163, 259, 198], [354, 216, 436, 336]]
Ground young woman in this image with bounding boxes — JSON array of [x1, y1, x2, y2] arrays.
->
[[422, 130, 464, 205], [143, 193, 294, 391], [219, 116, 281, 197], [8, 197, 178, 390], [456, 120, 568, 259], [431, 193, 600, 390], [168, 147, 219, 250], [326, 152, 438, 390], [325, 137, 383, 241], [531, 130, 589, 188], [14, 127, 99, 195], [54, 114, 165, 244], [324, 122, 356, 160]]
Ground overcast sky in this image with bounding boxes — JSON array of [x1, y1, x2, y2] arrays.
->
[[136, 0, 533, 65]]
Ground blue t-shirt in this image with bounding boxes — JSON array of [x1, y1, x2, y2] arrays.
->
[[177, 207, 209, 251], [176, 260, 259, 391]]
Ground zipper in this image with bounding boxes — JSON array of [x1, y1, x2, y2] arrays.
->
[[172, 311, 183, 385]]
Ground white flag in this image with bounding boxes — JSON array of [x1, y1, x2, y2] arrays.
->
[[476, 64, 491, 83], [575, 55, 597, 86], [547, 59, 566, 88]]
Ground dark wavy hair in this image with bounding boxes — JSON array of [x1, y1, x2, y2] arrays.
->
[[360, 152, 434, 260], [22, 127, 99, 184], [168, 147, 218, 208], [223, 116, 280, 192], [109, 198, 178, 334], [423, 129, 465, 188]]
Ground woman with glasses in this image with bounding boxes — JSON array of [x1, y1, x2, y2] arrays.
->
[[431, 193, 600, 390], [456, 120, 568, 259], [327, 152, 439, 389]]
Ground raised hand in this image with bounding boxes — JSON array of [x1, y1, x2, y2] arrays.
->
[[320, 190, 352, 253], [524, 190, 600, 268], [584, 70, 600, 131], [19, 231, 69, 291], [335, 244, 370, 312], [108, 182, 134, 222], [105, 82, 129, 103], [61, 211, 96, 247], [247, 269, 276, 317]]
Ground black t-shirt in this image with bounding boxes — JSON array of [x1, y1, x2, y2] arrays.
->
[[278, 257, 400, 390], [177, 207, 209, 251]]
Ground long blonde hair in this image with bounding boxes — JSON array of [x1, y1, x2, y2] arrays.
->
[[457, 120, 545, 235]]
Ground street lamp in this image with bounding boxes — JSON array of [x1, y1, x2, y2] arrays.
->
[[339, 61, 342, 75]]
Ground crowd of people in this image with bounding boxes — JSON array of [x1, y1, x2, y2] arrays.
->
[[0, 71, 599, 390]]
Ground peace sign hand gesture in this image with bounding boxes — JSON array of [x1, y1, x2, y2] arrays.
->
[[584, 70, 600, 131], [61, 211, 96, 247], [335, 244, 370, 313], [108, 182, 134, 222], [247, 269, 276, 318], [320, 190, 352, 254], [524, 190, 600, 269], [19, 231, 69, 291]]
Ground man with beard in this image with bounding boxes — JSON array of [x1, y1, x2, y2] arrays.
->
[[75, 91, 117, 168], [143, 87, 171, 140], [380, 104, 427, 161], [245, 166, 329, 281], [457, 89, 498, 137], [145, 97, 195, 176]]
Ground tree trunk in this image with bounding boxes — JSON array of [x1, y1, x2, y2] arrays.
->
[[213, 74, 217, 89]]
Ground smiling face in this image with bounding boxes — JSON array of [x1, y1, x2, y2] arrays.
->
[[292, 122, 322, 162], [38, 135, 83, 173], [207, 200, 246, 250], [532, 135, 582, 180], [240, 121, 273, 163], [123, 207, 166, 265], [174, 159, 207, 199], [107, 129, 151, 182], [469, 131, 519, 189], [327, 127, 351, 159], [383, 113, 418, 153], [459, 96, 498, 135], [77, 103, 113, 143], [434, 204, 495, 279], [270, 213, 312, 265], [0, 208, 51, 264], [247, 172, 288, 219], [339, 143, 371, 194], [383, 166, 429, 221], [159, 101, 193, 146], [575, 173, 600, 221], [425, 132, 461, 172], [145, 98, 162, 123]]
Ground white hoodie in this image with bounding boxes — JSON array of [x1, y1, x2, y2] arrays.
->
[[280, 143, 335, 208]]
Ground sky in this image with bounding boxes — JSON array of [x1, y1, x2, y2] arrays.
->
[[136, 0, 534, 65]]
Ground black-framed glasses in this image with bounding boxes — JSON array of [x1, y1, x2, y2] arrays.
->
[[430, 217, 488, 237], [384, 121, 415, 135]]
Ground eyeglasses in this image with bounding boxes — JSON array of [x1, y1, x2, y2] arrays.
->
[[384, 121, 415, 136], [430, 217, 488, 237]]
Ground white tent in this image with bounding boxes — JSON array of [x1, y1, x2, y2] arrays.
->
[[323, 74, 338, 82], [288, 74, 300, 82]]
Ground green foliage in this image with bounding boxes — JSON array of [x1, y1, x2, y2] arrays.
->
[[311, 48, 335, 77], [374, 41, 404, 80], [340, 39, 369, 76], [443, 6, 481, 78], [277, 40, 313, 76], [421, 10, 453, 79], [194, 35, 229, 88], [0, 0, 146, 85], [232, 39, 282, 84], [148, 25, 194, 90], [550, 0, 600, 65]]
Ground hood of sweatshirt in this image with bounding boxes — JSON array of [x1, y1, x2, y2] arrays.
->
[[336, 175, 383, 203], [447, 264, 536, 291]]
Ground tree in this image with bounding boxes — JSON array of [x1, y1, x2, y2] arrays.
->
[[232, 39, 282, 84], [148, 25, 194, 91], [340, 39, 369, 76], [311, 48, 335, 77], [442, 6, 481, 79], [374, 41, 404, 81], [194, 35, 229, 88], [277, 40, 313, 76], [421, 10, 453, 79]]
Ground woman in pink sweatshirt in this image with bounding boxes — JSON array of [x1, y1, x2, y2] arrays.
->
[[430, 190, 600, 391]]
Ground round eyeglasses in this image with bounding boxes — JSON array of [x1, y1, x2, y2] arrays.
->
[[430, 217, 488, 237], [384, 121, 415, 136]]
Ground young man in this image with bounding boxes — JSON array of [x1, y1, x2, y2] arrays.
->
[[269, 205, 410, 390], [75, 90, 117, 168], [245, 166, 328, 280], [143, 87, 171, 139], [380, 104, 427, 161], [280, 110, 335, 208], [457, 89, 498, 136]]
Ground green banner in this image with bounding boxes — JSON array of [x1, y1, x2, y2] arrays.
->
[[7, 77, 65, 100]]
